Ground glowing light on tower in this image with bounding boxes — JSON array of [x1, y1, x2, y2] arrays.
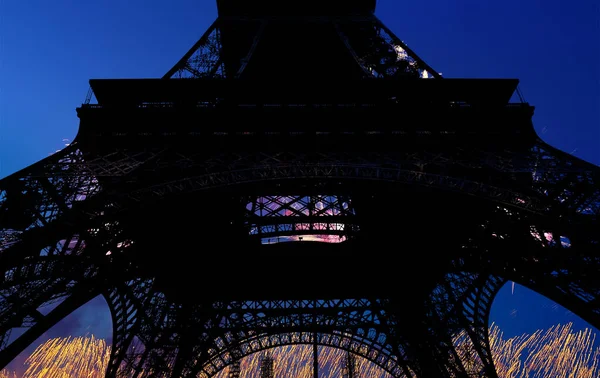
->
[[245, 195, 358, 244]]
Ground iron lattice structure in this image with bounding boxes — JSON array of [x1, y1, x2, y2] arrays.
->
[[0, 0, 599, 377], [259, 353, 275, 378], [343, 350, 358, 378], [227, 360, 240, 378]]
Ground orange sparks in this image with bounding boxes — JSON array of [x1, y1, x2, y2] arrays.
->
[[1, 323, 598, 377], [6, 335, 110, 378]]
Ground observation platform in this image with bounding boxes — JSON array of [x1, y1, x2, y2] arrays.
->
[[76, 78, 536, 150], [87, 78, 519, 107]]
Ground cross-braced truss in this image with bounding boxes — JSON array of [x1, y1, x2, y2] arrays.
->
[[0, 133, 599, 377], [163, 18, 266, 79], [122, 140, 600, 218], [1, 2, 600, 376], [258, 353, 274, 378], [335, 16, 440, 79], [245, 195, 358, 243], [104, 290, 505, 378], [162, 15, 439, 80]]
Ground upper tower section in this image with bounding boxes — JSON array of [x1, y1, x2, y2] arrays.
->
[[216, 0, 376, 16], [163, 0, 440, 81]]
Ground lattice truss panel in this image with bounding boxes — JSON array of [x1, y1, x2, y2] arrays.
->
[[527, 145, 600, 219], [245, 195, 358, 243], [0, 145, 98, 354], [0, 250, 109, 371], [258, 353, 274, 378], [128, 142, 600, 220], [105, 279, 167, 378], [0, 138, 598, 378], [109, 298, 423, 378], [0, 143, 164, 252], [429, 273, 505, 377], [362, 277, 502, 378], [164, 18, 266, 79], [163, 15, 439, 80], [454, 199, 600, 330], [0, 218, 137, 366], [0, 143, 157, 365], [335, 16, 440, 79], [457, 198, 600, 327], [343, 350, 358, 378]]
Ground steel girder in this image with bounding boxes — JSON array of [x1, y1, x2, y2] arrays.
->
[[2, 4, 598, 377], [0, 253, 105, 368], [244, 195, 358, 242], [0, 136, 598, 377], [105, 284, 503, 378], [162, 15, 440, 80], [116, 140, 599, 219], [162, 18, 265, 79]]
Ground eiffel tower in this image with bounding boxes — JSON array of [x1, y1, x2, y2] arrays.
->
[[1, 0, 598, 377]]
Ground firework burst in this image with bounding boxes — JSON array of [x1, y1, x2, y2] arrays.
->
[[489, 322, 599, 378], [1, 323, 598, 377], [4, 335, 110, 378]]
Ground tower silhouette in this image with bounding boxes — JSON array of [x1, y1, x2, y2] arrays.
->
[[0, 0, 598, 377]]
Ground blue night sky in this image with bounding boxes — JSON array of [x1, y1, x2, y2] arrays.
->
[[0, 0, 598, 373]]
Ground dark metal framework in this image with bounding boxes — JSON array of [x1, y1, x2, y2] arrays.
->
[[259, 353, 274, 378], [245, 195, 358, 243], [343, 350, 357, 378], [227, 360, 240, 378], [1, 1, 599, 377], [162, 14, 440, 80]]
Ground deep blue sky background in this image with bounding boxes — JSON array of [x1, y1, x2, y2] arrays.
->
[[1, 0, 598, 374]]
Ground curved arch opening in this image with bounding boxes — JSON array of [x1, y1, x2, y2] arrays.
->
[[212, 344, 392, 378], [199, 328, 403, 378], [1, 294, 112, 377], [489, 281, 600, 376]]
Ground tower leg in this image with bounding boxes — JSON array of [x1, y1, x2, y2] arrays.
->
[[313, 330, 318, 378], [0, 288, 96, 368], [504, 247, 600, 329], [104, 279, 155, 378], [0, 252, 104, 370]]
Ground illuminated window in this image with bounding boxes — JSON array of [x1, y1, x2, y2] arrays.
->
[[245, 195, 358, 244]]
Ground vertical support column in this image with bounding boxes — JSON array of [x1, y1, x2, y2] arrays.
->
[[313, 332, 318, 378], [343, 350, 356, 378], [228, 359, 241, 378], [312, 299, 318, 378], [259, 353, 274, 378]]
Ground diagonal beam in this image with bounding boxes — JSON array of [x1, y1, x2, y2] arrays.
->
[[162, 19, 219, 79], [235, 19, 267, 78], [374, 15, 442, 79], [0, 288, 98, 369]]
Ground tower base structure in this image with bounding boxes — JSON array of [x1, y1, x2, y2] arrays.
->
[[0, 1, 599, 377]]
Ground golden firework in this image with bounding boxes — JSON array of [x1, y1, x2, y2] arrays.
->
[[12, 335, 110, 378], [1, 323, 598, 377], [0, 370, 17, 378]]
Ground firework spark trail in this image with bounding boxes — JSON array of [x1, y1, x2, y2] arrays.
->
[[488, 323, 600, 378], [1, 323, 598, 377], [18, 335, 110, 378]]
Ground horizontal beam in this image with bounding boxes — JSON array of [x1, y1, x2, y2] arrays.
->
[[88, 78, 519, 107]]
